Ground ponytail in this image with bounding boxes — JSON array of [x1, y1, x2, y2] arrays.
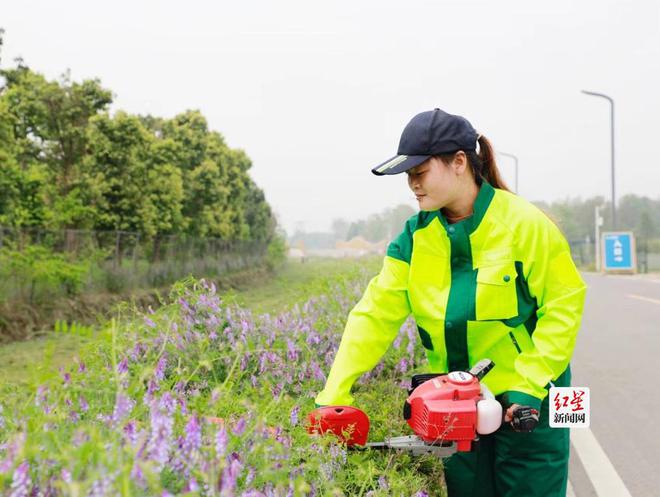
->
[[466, 135, 510, 191], [437, 135, 510, 192]]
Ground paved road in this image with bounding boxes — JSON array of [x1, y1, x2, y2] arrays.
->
[[569, 273, 660, 497]]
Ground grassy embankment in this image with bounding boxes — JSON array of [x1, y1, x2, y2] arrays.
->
[[0, 257, 380, 386], [0, 255, 446, 496]]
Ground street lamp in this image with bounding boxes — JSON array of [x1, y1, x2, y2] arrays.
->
[[581, 90, 616, 229], [498, 151, 519, 193], [594, 204, 605, 272]]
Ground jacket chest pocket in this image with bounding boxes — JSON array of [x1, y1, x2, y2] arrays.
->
[[475, 262, 518, 320]]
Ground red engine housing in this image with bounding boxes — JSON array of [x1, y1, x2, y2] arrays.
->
[[405, 371, 481, 452]]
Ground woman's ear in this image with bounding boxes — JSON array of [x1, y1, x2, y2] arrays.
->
[[452, 151, 469, 175]]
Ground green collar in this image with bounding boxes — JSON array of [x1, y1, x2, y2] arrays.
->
[[436, 181, 495, 234]]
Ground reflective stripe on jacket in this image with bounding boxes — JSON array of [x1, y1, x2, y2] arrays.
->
[[315, 182, 587, 410]]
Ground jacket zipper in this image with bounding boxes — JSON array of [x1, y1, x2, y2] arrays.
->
[[508, 331, 522, 354]]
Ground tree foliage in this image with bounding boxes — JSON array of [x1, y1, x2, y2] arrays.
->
[[0, 38, 275, 243], [536, 195, 660, 243]]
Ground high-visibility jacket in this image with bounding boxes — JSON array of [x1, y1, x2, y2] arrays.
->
[[315, 182, 587, 410]]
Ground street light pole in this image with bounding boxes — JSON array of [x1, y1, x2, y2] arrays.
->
[[498, 151, 519, 193], [595, 204, 605, 272], [581, 90, 616, 229]]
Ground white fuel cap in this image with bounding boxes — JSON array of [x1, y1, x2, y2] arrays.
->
[[447, 371, 473, 384]]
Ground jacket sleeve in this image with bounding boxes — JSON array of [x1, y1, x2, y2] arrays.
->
[[503, 219, 587, 410], [314, 253, 412, 406]]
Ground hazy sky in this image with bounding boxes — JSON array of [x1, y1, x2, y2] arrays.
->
[[2, 0, 659, 234]]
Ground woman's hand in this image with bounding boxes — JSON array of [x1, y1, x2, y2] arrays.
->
[[504, 403, 521, 423]]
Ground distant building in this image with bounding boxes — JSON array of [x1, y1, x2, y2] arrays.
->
[[287, 247, 306, 260], [334, 236, 387, 258]]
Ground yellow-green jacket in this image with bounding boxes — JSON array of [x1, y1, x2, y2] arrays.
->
[[315, 182, 587, 410]]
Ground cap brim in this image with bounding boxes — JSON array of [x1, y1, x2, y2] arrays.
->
[[371, 154, 431, 176]]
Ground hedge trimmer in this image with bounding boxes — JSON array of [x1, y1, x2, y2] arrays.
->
[[308, 359, 538, 457]]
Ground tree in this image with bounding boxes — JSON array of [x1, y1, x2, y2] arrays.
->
[[331, 218, 350, 241], [82, 112, 152, 233], [0, 39, 277, 246]]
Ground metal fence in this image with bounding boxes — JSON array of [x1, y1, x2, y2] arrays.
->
[[0, 226, 268, 303], [569, 238, 660, 273]]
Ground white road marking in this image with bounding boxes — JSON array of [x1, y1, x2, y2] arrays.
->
[[567, 479, 576, 497], [627, 294, 660, 305], [570, 428, 632, 497], [592, 273, 660, 284]]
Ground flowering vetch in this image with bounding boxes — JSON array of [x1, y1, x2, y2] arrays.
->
[[8, 461, 30, 497]]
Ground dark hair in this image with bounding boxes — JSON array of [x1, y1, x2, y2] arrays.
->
[[437, 135, 510, 192]]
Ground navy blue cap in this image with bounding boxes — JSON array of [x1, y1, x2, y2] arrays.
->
[[372, 108, 479, 175]]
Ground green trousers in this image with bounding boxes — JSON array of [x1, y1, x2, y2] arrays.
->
[[443, 368, 571, 497]]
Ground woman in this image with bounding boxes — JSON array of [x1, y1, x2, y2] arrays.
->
[[314, 108, 587, 497]]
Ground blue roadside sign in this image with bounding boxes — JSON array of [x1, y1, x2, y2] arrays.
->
[[602, 232, 636, 272]]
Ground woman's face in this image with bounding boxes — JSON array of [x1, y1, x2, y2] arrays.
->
[[406, 156, 460, 211]]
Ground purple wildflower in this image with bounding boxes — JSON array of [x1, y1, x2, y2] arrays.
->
[[123, 421, 139, 446], [148, 399, 174, 469], [178, 397, 188, 416], [144, 317, 157, 328], [174, 381, 186, 395], [244, 465, 255, 486], [286, 339, 299, 362], [154, 356, 167, 382], [215, 426, 228, 457], [0, 432, 26, 473], [79, 396, 89, 413], [117, 358, 128, 374], [378, 475, 389, 490], [258, 354, 269, 374], [87, 474, 113, 497], [407, 340, 416, 358], [130, 463, 145, 488], [233, 417, 246, 436], [329, 442, 347, 464], [311, 362, 326, 381], [146, 379, 159, 396], [185, 478, 199, 492], [414, 492, 429, 497], [290, 405, 300, 427], [129, 342, 145, 361], [306, 332, 321, 346], [111, 394, 135, 426], [183, 416, 202, 458], [9, 460, 30, 497], [219, 457, 243, 496], [178, 297, 193, 314], [159, 392, 176, 416], [211, 388, 221, 403], [61, 468, 72, 484]]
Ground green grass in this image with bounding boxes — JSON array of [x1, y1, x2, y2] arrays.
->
[[0, 253, 444, 496], [0, 256, 382, 387], [225, 256, 381, 314], [0, 333, 95, 386]]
